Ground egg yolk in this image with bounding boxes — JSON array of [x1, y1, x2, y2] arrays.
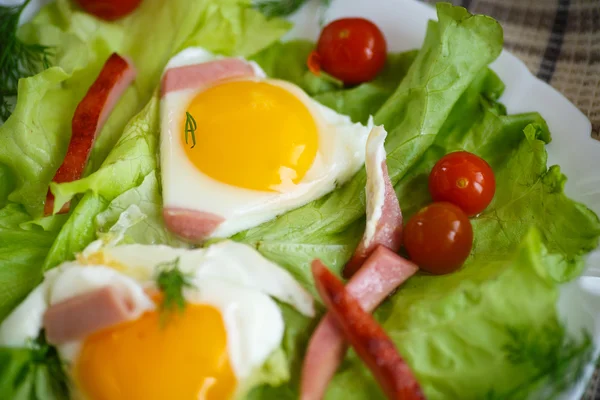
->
[[183, 80, 318, 191], [75, 303, 236, 400]]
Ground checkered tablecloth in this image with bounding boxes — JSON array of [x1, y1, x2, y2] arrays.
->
[[420, 1, 600, 398]]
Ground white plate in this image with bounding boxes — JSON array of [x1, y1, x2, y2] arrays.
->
[[7, 0, 600, 398], [287, 1, 600, 399]]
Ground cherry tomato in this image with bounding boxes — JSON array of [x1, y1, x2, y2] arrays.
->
[[429, 151, 496, 216], [312, 18, 387, 85], [403, 202, 473, 275], [75, 0, 142, 21]]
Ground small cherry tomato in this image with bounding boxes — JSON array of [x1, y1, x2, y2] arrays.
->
[[75, 0, 142, 21], [403, 202, 473, 275], [429, 151, 496, 216], [312, 18, 387, 85]]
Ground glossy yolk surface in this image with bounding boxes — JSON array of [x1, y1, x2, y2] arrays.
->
[[76, 303, 236, 400], [183, 80, 318, 191]]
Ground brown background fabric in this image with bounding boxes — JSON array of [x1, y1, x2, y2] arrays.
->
[[418, 0, 600, 398]]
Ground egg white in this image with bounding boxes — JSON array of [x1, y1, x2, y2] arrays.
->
[[0, 240, 314, 383], [160, 47, 373, 238], [363, 126, 388, 246], [102, 240, 314, 316]]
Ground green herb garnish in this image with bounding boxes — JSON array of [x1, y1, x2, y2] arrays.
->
[[0, 331, 69, 399], [155, 257, 195, 321], [0, 0, 53, 122], [184, 111, 197, 149], [251, 0, 306, 18], [30, 331, 70, 399], [251, 0, 330, 18], [484, 323, 593, 399]]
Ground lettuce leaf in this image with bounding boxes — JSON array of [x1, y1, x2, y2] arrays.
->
[[0, 165, 14, 208], [95, 171, 185, 247], [251, 40, 419, 124], [0, 205, 58, 321], [0, 67, 76, 217], [41, 193, 108, 272], [312, 49, 418, 125], [251, 40, 341, 95]]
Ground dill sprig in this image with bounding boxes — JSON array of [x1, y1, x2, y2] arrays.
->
[[184, 111, 197, 149], [252, 0, 331, 18], [28, 331, 70, 399], [251, 0, 309, 18], [155, 257, 195, 322], [0, 0, 53, 122], [484, 323, 593, 399]]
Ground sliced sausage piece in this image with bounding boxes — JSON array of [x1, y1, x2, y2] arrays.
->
[[43, 286, 136, 345], [301, 247, 418, 400], [162, 207, 225, 243], [161, 58, 256, 95], [311, 260, 425, 400], [45, 53, 137, 216], [344, 126, 403, 278]]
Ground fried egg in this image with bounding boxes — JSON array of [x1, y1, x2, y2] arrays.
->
[[160, 47, 372, 240], [0, 240, 314, 400]]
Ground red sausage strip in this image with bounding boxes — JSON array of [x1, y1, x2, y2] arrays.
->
[[301, 247, 418, 400], [43, 286, 135, 345], [311, 260, 425, 400], [162, 208, 225, 243], [344, 127, 403, 278], [161, 58, 256, 95], [45, 53, 137, 216]]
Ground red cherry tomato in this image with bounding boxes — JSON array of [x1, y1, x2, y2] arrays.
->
[[403, 202, 473, 275], [75, 0, 142, 21], [312, 18, 387, 85], [429, 151, 496, 216]]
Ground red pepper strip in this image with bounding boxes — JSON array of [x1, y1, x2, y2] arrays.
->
[[44, 53, 137, 216], [311, 259, 426, 400], [301, 246, 418, 400]]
